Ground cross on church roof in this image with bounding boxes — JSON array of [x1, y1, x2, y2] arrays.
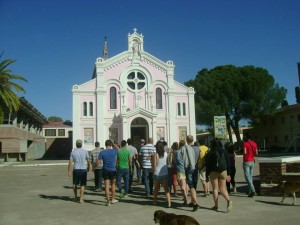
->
[[133, 28, 137, 33]]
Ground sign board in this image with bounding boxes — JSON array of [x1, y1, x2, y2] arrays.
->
[[214, 116, 227, 139]]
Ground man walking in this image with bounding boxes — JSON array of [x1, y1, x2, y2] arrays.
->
[[117, 140, 132, 198], [90, 141, 103, 191], [178, 135, 199, 211], [126, 138, 139, 192], [243, 132, 258, 197], [68, 139, 90, 203], [137, 139, 145, 183], [198, 139, 210, 197], [139, 138, 156, 196], [93, 140, 119, 206]]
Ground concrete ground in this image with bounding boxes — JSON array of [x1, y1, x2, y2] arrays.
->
[[0, 156, 299, 225]]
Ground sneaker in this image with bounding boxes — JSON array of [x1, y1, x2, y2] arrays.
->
[[167, 203, 171, 208], [201, 194, 208, 197], [193, 204, 199, 212], [119, 193, 124, 198], [123, 195, 128, 198], [111, 199, 118, 204], [227, 201, 233, 213], [79, 199, 84, 204], [248, 192, 256, 198], [105, 202, 111, 207], [211, 206, 218, 211]]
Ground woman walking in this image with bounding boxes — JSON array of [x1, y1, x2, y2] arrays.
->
[[152, 141, 171, 207], [206, 138, 233, 212]]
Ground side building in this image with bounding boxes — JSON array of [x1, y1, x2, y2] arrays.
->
[[42, 122, 73, 159], [0, 97, 48, 162], [244, 103, 300, 152], [72, 29, 196, 150]]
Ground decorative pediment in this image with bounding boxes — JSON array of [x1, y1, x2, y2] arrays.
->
[[121, 106, 157, 119]]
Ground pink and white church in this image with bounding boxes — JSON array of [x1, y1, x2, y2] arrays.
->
[[72, 29, 196, 150]]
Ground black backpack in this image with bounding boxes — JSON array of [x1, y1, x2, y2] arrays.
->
[[210, 147, 227, 172]]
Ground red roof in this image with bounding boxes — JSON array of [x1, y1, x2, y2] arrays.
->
[[43, 122, 72, 128]]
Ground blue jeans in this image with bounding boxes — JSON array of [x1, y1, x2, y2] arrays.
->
[[243, 162, 255, 193], [143, 168, 153, 195], [117, 168, 129, 194]]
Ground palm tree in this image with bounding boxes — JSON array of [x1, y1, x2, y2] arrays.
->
[[0, 52, 27, 123]]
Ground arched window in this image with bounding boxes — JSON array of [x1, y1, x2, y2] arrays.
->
[[177, 103, 181, 116], [89, 102, 93, 116], [156, 88, 162, 109], [183, 103, 186, 116], [83, 102, 87, 116], [110, 87, 117, 109]]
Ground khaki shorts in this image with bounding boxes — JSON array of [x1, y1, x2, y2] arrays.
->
[[209, 171, 227, 180], [176, 172, 186, 180], [199, 167, 206, 183]]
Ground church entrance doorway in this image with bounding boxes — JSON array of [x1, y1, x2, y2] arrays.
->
[[131, 117, 148, 147]]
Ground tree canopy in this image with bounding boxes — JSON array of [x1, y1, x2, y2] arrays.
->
[[0, 53, 27, 123], [185, 65, 287, 143]]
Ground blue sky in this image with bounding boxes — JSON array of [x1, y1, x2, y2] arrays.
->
[[1, 0, 299, 121]]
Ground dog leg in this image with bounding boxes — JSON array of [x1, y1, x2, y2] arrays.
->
[[292, 192, 296, 205], [281, 193, 286, 204]]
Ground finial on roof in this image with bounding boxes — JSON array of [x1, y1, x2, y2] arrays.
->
[[103, 36, 108, 60], [133, 28, 137, 33]]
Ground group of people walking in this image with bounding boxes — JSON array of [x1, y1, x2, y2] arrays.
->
[[68, 133, 258, 213]]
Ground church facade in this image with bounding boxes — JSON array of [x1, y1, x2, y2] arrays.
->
[[72, 29, 196, 150]]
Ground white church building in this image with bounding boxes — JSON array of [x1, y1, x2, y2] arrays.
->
[[72, 29, 196, 150]]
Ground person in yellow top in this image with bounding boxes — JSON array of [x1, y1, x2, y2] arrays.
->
[[198, 139, 210, 197]]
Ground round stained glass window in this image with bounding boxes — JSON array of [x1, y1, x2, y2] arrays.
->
[[127, 71, 146, 92]]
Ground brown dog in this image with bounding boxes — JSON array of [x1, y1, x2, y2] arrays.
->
[[279, 181, 300, 205], [154, 210, 200, 225]]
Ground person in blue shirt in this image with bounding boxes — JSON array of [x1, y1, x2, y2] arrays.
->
[[93, 140, 119, 206]]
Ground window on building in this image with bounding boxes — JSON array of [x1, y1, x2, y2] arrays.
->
[[110, 87, 117, 109], [127, 71, 146, 91], [58, 129, 65, 137], [89, 102, 93, 116], [183, 103, 186, 116], [156, 88, 162, 109], [284, 135, 289, 143], [263, 120, 267, 126], [83, 102, 87, 116], [45, 129, 56, 136], [177, 103, 181, 116], [265, 137, 269, 144]]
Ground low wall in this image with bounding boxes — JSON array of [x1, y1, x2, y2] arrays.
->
[[258, 156, 300, 196]]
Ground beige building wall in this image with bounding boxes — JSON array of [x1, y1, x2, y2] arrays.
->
[[244, 104, 300, 151]]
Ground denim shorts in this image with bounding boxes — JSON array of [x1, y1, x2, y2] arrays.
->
[[153, 174, 168, 181], [185, 168, 194, 188], [73, 169, 87, 186]]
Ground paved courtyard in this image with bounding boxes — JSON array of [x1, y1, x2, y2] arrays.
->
[[0, 156, 299, 225]]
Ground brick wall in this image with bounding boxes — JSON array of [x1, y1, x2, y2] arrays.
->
[[259, 158, 300, 197]]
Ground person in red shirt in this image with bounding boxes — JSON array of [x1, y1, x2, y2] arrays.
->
[[242, 132, 258, 197]]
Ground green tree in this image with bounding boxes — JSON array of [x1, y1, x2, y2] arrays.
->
[[48, 116, 63, 122], [0, 53, 27, 123], [185, 65, 287, 143]]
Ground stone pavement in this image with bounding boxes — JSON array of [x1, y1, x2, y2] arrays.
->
[[0, 156, 299, 225]]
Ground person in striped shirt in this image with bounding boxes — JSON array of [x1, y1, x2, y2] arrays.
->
[[139, 138, 156, 196]]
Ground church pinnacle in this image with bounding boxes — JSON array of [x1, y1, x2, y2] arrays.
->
[[103, 36, 108, 60]]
